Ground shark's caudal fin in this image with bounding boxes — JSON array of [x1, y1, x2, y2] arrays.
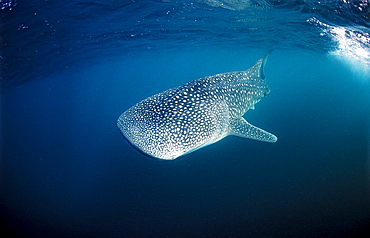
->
[[260, 50, 273, 79], [246, 50, 273, 80], [229, 117, 277, 143]]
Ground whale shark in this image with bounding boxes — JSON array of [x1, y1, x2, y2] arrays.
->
[[117, 52, 277, 160]]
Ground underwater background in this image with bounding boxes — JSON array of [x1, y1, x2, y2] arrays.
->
[[1, 0, 370, 237]]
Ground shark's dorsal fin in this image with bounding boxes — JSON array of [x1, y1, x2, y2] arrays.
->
[[229, 117, 277, 143]]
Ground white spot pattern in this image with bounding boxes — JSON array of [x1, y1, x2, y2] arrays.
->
[[117, 55, 276, 160]]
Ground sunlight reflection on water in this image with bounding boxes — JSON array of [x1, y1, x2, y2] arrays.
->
[[308, 17, 370, 82]]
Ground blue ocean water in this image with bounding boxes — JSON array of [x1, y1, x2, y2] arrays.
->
[[1, 0, 370, 237]]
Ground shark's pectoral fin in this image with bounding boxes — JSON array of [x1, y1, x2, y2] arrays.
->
[[229, 117, 277, 143]]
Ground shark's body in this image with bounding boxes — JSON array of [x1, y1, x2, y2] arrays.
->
[[117, 52, 277, 160]]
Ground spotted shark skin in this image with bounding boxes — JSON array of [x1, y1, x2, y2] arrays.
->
[[117, 52, 277, 160]]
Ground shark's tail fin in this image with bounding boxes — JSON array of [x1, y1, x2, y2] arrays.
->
[[260, 50, 273, 79]]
